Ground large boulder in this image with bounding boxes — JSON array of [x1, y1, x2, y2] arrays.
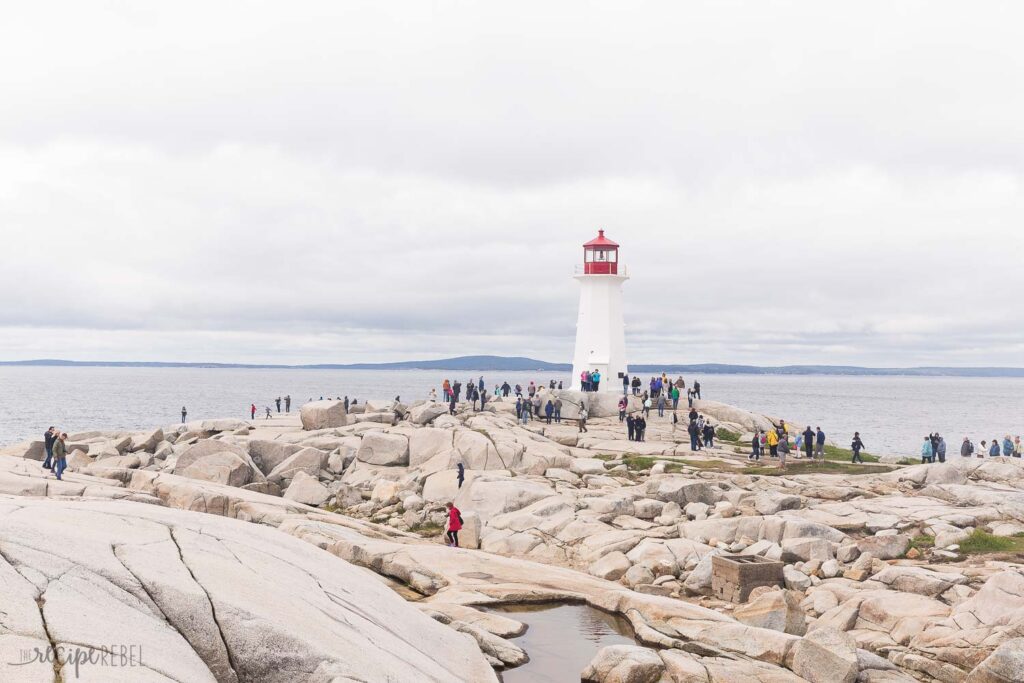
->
[[966, 637, 1024, 683], [130, 427, 164, 453], [283, 471, 332, 506], [300, 400, 348, 430], [791, 627, 859, 683], [581, 645, 665, 683], [733, 589, 807, 635], [179, 452, 260, 488], [356, 432, 410, 467], [589, 551, 632, 581], [409, 402, 448, 425], [0, 496, 497, 682], [248, 440, 303, 475], [856, 533, 910, 560], [688, 400, 777, 433], [173, 440, 266, 487], [453, 475, 555, 523], [266, 447, 329, 487]]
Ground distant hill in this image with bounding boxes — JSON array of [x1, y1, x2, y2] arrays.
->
[[2, 357, 1023, 377]]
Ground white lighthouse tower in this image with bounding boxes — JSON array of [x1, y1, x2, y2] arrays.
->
[[571, 230, 628, 392]]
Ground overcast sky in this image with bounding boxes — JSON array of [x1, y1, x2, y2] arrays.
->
[[2, 1, 1022, 366]]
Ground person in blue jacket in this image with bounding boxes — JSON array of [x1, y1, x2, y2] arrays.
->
[[990, 439, 1001, 457], [920, 436, 934, 464], [1003, 436, 1014, 457]]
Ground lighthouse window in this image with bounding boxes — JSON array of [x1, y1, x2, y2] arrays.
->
[[585, 250, 594, 262], [596, 250, 606, 261], [608, 251, 617, 262]]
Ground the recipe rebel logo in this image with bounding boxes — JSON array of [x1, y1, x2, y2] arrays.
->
[[9, 644, 143, 678]]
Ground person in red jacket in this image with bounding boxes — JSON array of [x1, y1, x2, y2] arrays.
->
[[445, 502, 463, 547], [250, 403, 256, 419]]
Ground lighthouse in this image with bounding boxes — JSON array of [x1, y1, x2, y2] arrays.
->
[[571, 230, 628, 392]]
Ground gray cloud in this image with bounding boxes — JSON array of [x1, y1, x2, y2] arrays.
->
[[1, 2, 1022, 365]]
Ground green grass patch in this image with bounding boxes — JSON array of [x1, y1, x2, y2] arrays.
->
[[741, 460, 895, 477], [677, 459, 735, 470], [909, 534, 935, 551], [823, 443, 879, 463], [615, 455, 686, 473], [409, 522, 444, 537], [716, 427, 740, 442], [958, 530, 1024, 555]]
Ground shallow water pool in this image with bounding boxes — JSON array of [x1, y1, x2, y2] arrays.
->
[[486, 603, 638, 683]]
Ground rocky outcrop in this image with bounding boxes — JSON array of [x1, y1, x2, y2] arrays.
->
[[299, 400, 348, 430], [0, 495, 497, 682]]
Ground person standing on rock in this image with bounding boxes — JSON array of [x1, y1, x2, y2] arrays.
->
[[515, 397, 523, 420], [1003, 435, 1014, 457], [181, 407, 187, 424], [445, 502, 462, 547], [636, 414, 646, 442], [532, 394, 542, 417], [694, 381, 701, 400], [275, 396, 282, 413], [670, 384, 680, 411], [52, 432, 68, 480], [618, 396, 628, 422], [1014, 436, 1022, 458], [479, 389, 487, 412], [960, 436, 973, 457], [622, 373, 629, 395], [656, 393, 666, 417], [920, 436, 934, 463], [802, 427, 815, 460], [553, 397, 562, 423], [42, 426, 57, 470], [851, 432, 865, 463], [591, 370, 601, 392], [777, 433, 789, 470], [936, 435, 947, 463], [750, 431, 762, 460], [520, 400, 530, 425], [989, 439, 1001, 457], [456, 463, 465, 489], [578, 406, 589, 433], [284, 395, 291, 412], [501, 382, 511, 397], [703, 422, 715, 448], [814, 427, 826, 460], [626, 414, 636, 441], [544, 399, 554, 424], [767, 429, 779, 458], [250, 403, 256, 420]]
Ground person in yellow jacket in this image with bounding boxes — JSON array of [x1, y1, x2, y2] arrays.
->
[[766, 429, 780, 458]]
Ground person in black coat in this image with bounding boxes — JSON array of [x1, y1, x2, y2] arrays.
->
[[626, 415, 636, 441], [802, 427, 815, 459]]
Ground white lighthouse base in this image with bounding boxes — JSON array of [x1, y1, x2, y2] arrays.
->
[[570, 273, 628, 393]]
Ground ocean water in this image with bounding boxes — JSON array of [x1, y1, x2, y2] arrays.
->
[[0, 366, 1021, 456]]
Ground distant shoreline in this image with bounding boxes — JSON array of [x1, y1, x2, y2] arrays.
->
[[2, 357, 1024, 378]]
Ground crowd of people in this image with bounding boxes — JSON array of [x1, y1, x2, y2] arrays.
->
[[950, 434, 1021, 460]]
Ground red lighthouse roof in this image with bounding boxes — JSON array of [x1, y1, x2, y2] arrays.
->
[[583, 229, 619, 248]]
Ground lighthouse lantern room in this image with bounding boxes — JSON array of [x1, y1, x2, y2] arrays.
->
[[582, 229, 619, 275], [571, 229, 629, 393]]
